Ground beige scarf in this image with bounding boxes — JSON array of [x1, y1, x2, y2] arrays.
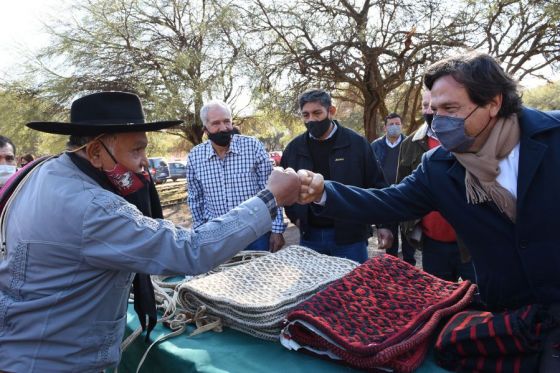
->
[[454, 115, 520, 222]]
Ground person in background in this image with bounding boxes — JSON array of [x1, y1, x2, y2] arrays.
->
[[281, 89, 393, 263], [371, 113, 416, 265], [187, 100, 287, 252], [19, 153, 35, 168], [396, 90, 475, 282], [0, 135, 17, 186]]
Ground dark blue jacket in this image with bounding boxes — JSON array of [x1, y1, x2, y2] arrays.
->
[[281, 123, 387, 244], [316, 108, 560, 310]]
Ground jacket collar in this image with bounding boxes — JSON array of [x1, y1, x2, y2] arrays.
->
[[518, 107, 560, 136], [331, 121, 352, 149], [412, 123, 429, 142], [517, 107, 560, 204]]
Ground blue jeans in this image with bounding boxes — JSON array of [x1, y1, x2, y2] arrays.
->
[[300, 227, 368, 263], [244, 232, 271, 251], [422, 236, 476, 283]]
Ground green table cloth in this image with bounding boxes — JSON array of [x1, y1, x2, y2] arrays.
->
[[117, 305, 450, 373]]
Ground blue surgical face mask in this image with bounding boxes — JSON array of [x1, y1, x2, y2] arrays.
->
[[431, 106, 480, 153], [0, 165, 16, 186], [386, 124, 401, 137]]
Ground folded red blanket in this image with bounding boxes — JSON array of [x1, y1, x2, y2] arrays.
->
[[281, 254, 476, 372]]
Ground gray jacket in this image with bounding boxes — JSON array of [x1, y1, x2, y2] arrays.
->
[[0, 153, 271, 372]]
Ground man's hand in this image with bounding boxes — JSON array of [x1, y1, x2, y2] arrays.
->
[[297, 169, 325, 204], [269, 233, 285, 253], [377, 228, 394, 250], [266, 167, 300, 206]]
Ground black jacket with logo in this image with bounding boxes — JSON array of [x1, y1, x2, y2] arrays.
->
[[281, 122, 388, 244]]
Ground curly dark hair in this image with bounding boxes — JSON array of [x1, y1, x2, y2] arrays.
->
[[424, 52, 522, 117]]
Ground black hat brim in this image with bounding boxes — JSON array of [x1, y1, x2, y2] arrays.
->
[[26, 120, 183, 136]]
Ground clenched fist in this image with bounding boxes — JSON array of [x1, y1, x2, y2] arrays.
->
[[297, 169, 325, 204], [266, 167, 300, 206]]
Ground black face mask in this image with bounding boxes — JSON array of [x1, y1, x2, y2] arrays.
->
[[208, 130, 233, 147], [424, 113, 434, 128], [305, 117, 332, 138]]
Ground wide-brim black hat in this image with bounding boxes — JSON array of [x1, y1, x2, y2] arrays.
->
[[26, 91, 182, 136]]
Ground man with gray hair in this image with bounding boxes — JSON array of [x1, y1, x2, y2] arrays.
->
[[187, 100, 287, 252]]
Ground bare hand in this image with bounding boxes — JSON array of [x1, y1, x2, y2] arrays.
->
[[269, 233, 285, 253], [266, 167, 300, 207], [297, 169, 325, 204], [377, 228, 394, 250]]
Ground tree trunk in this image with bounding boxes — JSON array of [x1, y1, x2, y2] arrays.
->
[[186, 92, 205, 145], [363, 92, 388, 142]]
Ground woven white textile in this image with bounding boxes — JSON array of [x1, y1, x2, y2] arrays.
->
[[177, 245, 358, 340]]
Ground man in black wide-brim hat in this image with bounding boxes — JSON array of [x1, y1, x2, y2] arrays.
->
[[0, 91, 300, 372]]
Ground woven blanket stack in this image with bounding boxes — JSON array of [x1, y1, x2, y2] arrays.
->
[[435, 304, 560, 372], [177, 245, 358, 340], [281, 254, 477, 372]]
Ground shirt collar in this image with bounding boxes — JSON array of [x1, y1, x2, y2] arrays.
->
[[385, 135, 402, 148]]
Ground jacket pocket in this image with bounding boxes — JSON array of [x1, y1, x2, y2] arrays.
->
[[83, 313, 127, 370]]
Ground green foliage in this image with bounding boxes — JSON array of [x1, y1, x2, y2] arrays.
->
[[0, 85, 67, 157], [0, 82, 188, 158], [238, 109, 304, 151], [146, 132, 191, 160], [522, 81, 560, 111], [3, 0, 559, 148], [32, 0, 251, 146]]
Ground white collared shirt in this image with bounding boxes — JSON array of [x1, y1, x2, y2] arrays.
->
[[496, 142, 520, 198], [385, 135, 402, 148]]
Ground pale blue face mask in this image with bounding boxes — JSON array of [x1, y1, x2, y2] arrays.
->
[[386, 124, 402, 137], [0, 165, 16, 186], [432, 106, 479, 153]]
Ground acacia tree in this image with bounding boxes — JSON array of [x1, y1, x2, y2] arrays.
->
[[0, 83, 67, 156], [32, 0, 249, 145], [473, 0, 560, 81], [246, 0, 560, 141], [523, 81, 560, 110], [246, 0, 475, 140]]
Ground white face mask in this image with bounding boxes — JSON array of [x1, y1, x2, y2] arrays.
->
[[0, 165, 16, 186]]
